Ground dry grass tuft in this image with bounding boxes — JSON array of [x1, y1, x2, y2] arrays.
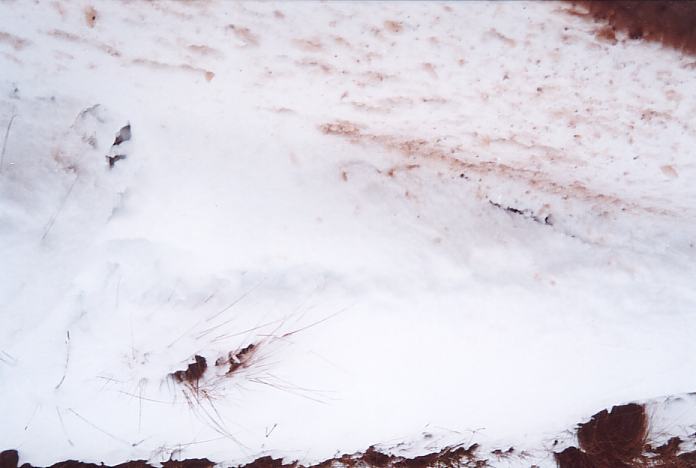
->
[[215, 343, 258, 375]]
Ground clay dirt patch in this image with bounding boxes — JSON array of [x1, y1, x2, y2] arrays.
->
[[571, 1, 696, 55], [556, 403, 696, 468]]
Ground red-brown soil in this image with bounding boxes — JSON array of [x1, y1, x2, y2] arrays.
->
[[171, 355, 207, 385], [556, 403, 696, 468], [4, 403, 696, 468], [570, 1, 696, 55]]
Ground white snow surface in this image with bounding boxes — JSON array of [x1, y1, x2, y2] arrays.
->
[[1, 1, 696, 466]]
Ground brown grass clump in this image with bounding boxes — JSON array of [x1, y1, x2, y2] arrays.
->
[[215, 343, 258, 375], [571, 1, 696, 55]]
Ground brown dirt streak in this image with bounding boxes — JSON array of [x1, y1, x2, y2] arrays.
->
[[0, 31, 30, 50], [47, 29, 120, 57], [319, 121, 665, 216]]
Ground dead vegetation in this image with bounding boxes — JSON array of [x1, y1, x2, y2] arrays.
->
[[216, 343, 258, 375], [170, 341, 262, 391]]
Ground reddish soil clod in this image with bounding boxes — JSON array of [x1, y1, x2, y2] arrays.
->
[[0, 450, 19, 468], [577, 403, 647, 463], [361, 447, 393, 468], [555, 402, 696, 468], [237, 456, 294, 468], [571, 1, 696, 55], [556, 403, 647, 468], [172, 354, 207, 384], [161, 459, 214, 468]]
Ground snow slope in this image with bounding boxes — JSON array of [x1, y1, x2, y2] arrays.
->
[[1, 1, 695, 465]]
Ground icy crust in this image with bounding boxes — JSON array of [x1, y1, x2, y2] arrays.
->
[[1, 1, 696, 467]]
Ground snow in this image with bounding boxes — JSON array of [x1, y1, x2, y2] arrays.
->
[[1, 1, 695, 466]]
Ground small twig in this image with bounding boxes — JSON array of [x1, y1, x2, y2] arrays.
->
[[117, 390, 175, 405], [210, 317, 285, 343], [184, 390, 245, 446], [115, 275, 121, 310], [24, 404, 41, 431], [249, 376, 328, 404], [67, 408, 130, 445], [54, 330, 71, 390], [205, 280, 265, 323], [0, 114, 16, 173], [265, 423, 278, 438], [279, 308, 346, 339], [173, 436, 227, 447], [96, 375, 124, 391], [0, 350, 18, 366], [137, 379, 145, 433], [71, 104, 101, 127], [201, 291, 217, 305], [42, 174, 79, 241], [129, 308, 136, 361], [56, 407, 74, 446], [168, 281, 264, 348]]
